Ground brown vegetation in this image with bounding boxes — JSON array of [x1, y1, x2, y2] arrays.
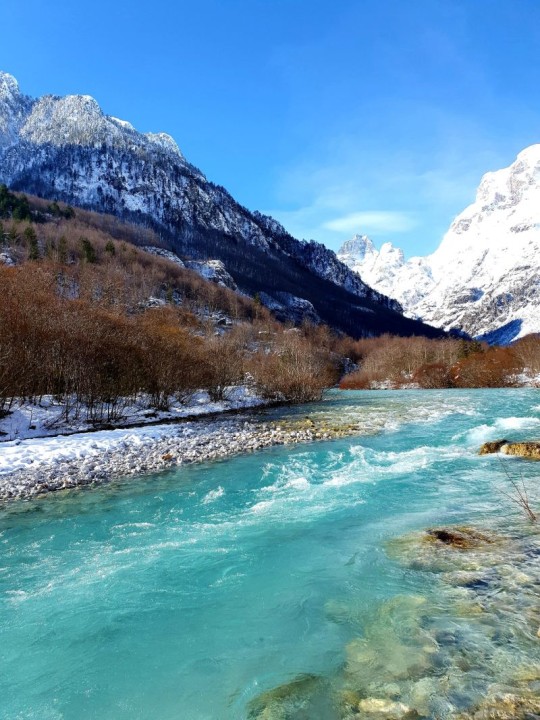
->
[[339, 333, 540, 390], [0, 199, 342, 421]]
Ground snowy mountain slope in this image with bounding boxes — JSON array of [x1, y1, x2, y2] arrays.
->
[[0, 71, 443, 339], [337, 235, 434, 310], [338, 145, 540, 342]]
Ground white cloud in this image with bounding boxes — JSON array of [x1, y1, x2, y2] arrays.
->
[[323, 211, 418, 234], [264, 115, 519, 255]]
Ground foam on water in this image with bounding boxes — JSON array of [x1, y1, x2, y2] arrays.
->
[[460, 415, 540, 445], [202, 485, 225, 503]]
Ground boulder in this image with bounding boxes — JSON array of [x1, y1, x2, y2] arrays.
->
[[478, 439, 509, 455], [501, 441, 540, 460], [479, 439, 540, 459]]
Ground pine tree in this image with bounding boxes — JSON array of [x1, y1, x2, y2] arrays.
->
[[80, 236, 97, 263], [24, 226, 39, 260]]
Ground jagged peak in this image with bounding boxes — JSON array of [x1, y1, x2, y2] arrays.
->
[[0, 72, 187, 160], [0, 72, 20, 98], [379, 241, 404, 260], [337, 233, 376, 259]]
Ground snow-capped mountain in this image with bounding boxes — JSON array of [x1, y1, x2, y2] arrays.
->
[[338, 145, 540, 343], [337, 235, 434, 310], [0, 71, 443, 339]]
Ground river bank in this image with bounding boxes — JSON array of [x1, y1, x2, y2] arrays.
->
[[0, 410, 364, 500]]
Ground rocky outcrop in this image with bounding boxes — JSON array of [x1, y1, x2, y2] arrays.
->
[[479, 439, 540, 459], [478, 439, 510, 455], [258, 291, 320, 325], [502, 441, 540, 460], [184, 259, 237, 290]]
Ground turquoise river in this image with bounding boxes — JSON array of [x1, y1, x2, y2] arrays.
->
[[1, 389, 540, 719]]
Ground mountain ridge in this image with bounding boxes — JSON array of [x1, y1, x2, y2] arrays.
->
[[0, 71, 445, 339]]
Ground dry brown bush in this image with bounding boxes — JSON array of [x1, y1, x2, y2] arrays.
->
[[248, 330, 338, 402], [451, 346, 520, 388], [338, 334, 521, 390], [512, 334, 540, 375]]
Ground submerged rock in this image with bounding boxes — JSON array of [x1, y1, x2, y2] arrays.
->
[[246, 673, 333, 719], [479, 439, 540, 460], [425, 527, 496, 550], [456, 692, 540, 719], [356, 697, 412, 718]]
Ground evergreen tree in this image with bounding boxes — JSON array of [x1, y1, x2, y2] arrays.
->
[[24, 226, 39, 260], [80, 236, 97, 263]]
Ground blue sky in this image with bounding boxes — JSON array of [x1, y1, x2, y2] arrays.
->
[[4, 0, 540, 256]]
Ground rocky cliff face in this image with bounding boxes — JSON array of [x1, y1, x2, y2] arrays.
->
[[338, 145, 540, 343], [0, 71, 442, 339]]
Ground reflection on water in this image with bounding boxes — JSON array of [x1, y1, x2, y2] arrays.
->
[[1, 389, 540, 719]]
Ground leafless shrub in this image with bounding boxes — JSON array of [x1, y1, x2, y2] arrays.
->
[[497, 457, 537, 523]]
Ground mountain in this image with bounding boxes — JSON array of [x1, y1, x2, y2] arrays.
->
[[337, 235, 434, 311], [0, 71, 443, 340], [338, 145, 540, 344]]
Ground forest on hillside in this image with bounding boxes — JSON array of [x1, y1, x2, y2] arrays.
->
[[0, 189, 341, 423]]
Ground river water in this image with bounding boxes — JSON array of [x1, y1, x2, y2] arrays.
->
[[1, 389, 540, 719]]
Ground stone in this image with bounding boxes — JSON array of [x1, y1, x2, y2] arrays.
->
[[479, 439, 509, 455], [246, 674, 332, 719], [501, 441, 540, 460], [425, 527, 496, 550], [357, 697, 412, 717], [456, 692, 540, 719]]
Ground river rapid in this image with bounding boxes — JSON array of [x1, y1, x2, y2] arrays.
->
[[1, 389, 540, 719]]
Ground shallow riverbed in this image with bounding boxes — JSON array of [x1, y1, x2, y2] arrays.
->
[[1, 389, 540, 719]]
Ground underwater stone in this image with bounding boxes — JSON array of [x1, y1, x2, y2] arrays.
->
[[246, 673, 332, 719], [456, 692, 540, 719], [425, 527, 496, 550], [357, 697, 411, 717]]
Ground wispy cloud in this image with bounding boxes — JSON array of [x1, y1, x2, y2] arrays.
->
[[323, 211, 417, 234]]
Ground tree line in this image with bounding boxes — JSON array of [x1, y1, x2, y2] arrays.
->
[[339, 334, 540, 389]]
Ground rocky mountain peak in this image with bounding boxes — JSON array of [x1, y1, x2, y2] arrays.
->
[[0, 72, 20, 98], [338, 234, 376, 263]]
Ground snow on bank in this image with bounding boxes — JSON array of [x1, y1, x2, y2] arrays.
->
[[0, 386, 274, 499], [0, 386, 264, 443], [0, 422, 182, 476]]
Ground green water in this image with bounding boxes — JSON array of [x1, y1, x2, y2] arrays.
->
[[1, 389, 540, 719]]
